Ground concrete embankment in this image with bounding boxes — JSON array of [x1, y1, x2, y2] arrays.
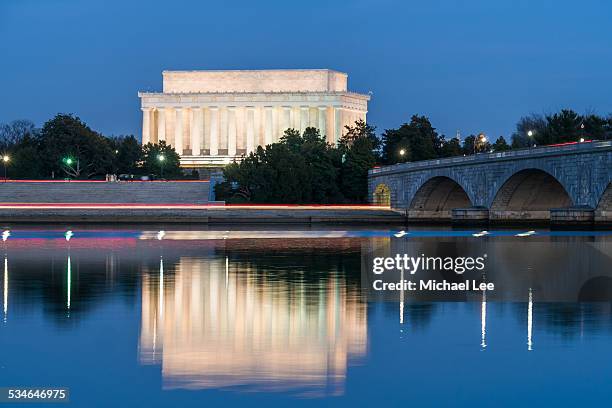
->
[[0, 180, 405, 224], [0, 180, 211, 203]]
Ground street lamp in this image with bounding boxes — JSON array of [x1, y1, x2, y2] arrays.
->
[[2, 155, 8, 182], [527, 130, 536, 148], [157, 154, 165, 179], [399, 149, 406, 157]]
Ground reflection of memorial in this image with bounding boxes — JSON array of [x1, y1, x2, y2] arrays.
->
[[140, 256, 367, 395]]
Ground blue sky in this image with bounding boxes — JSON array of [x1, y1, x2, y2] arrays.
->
[[1, 0, 611, 140]]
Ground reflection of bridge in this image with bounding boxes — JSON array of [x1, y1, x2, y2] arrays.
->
[[369, 141, 612, 224]]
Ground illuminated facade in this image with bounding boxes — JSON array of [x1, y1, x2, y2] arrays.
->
[[138, 69, 370, 168]]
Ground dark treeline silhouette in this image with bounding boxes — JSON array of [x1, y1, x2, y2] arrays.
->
[[215, 120, 379, 203], [4, 108, 610, 200], [381, 109, 612, 165], [0, 114, 184, 179]]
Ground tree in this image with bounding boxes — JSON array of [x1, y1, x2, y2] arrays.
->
[[339, 119, 381, 160], [7, 133, 44, 179], [110, 135, 142, 174], [141, 140, 181, 178], [0, 120, 37, 149], [492, 136, 511, 152], [462, 133, 490, 154], [381, 115, 440, 164], [301, 127, 343, 203], [511, 114, 546, 148], [38, 114, 114, 179], [582, 113, 608, 140], [340, 134, 376, 202], [544, 109, 583, 144], [439, 136, 462, 157], [215, 126, 375, 204]]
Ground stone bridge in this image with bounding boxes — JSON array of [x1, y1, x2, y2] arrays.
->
[[368, 140, 612, 224]]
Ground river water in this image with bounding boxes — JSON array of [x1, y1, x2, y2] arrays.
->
[[0, 226, 611, 407]]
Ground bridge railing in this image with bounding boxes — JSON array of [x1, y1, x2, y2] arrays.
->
[[370, 140, 612, 175]]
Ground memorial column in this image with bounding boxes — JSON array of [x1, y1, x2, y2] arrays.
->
[[246, 107, 255, 154], [209, 107, 219, 156], [190, 107, 202, 156], [228, 107, 237, 157], [174, 108, 183, 154], [300, 106, 309, 133], [157, 108, 166, 142], [326, 107, 335, 144], [265, 107, 273, 145], [142, 108, 151, 145], [318, 107, 327, 139]]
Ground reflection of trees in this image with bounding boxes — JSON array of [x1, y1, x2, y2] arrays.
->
[[4, 250, 140, 324], [140, 254, 367, 397]]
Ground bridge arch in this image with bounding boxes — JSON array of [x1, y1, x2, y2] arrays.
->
[[408, 176, 473, 218], [490, 168, 573, 220], [596, 182, 612, 212]]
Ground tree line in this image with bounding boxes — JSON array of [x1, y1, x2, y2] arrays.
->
[[3, 108, 610, 202], [218, 108, 612, 203], [380, 109, 612, 165], [215, 121, 378, 203], [0, 114, 184, 179]]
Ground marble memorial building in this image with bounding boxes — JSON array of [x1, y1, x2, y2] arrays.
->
[[138, 69, 370, 168]]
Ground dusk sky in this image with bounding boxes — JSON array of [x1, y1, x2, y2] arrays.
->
[[1, 0, 611, 141]]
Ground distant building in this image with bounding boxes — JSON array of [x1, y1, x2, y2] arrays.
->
[[138, 69, 370, 168]]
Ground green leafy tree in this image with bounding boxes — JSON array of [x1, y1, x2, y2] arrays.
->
[[217, 127, 353, 204], [439, 136, 462, 157], [301, 127, 343, 202], [340, 135, 377, 202], [582, 113, 608, 140], [339, 119, 381, 160], [492, 136, 511, 152], [141, 140, 181, 178], [110, 135, 142, 174], [38, 114, 114, 179], [7, 133, 44, 179], [543, 109, 583, 144], [381, 115, 440, 164]]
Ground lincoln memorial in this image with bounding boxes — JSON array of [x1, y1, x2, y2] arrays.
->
[[138, 69, 370, 168]]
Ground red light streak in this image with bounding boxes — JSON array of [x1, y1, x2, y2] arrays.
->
[[0, 179, 210, 183], [0, 203, 390, 210]]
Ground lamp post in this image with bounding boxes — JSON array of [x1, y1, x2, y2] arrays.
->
[[527, 130, 536, 148], [157, 154, 165, 179], [2, 156, 8, 182], [399, 149, 406, 162]]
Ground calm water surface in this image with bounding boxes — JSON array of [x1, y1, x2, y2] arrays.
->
[[0, 226, 611, 407]]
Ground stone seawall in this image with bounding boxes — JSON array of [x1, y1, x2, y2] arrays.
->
[[0, 181, 210, 204]]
